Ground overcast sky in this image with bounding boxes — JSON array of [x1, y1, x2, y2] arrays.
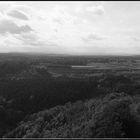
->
[[0, 1, 140, 55]]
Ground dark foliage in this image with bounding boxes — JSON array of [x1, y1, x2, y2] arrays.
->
[[0, 54, 140, 137], [4, 93, 140, 138]]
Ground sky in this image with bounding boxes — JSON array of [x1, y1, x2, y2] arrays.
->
[[0, 1, 140, 55]]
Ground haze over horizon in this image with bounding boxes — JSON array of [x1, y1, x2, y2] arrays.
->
[[0, 1, 140, 55]]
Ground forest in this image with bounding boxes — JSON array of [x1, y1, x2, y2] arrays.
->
[[0, 53, 140, 138]]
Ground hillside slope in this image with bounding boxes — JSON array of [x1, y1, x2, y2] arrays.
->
[[4, 92, 140, 138]]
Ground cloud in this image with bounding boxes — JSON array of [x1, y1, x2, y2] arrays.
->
[[14, 32, 45, 46], [12, 32, 69, 54], [11, 4, 34, 13], [86, 5, 104, 15], [0, 33, 27, 52], [0, 19, 32, 35], [75, 4, 104, 15], [0, 12, 3, 18], [82, 33, 105, 42], [13, 32, 57, 49], [0, 2, 106, 54], [52, 18, 64, 25], [0, 2, 14, 13], [0, 2, 136, 55], [7, 10, 28, 20], [131, 36, 140, 42]]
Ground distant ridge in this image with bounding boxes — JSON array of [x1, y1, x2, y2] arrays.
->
[[0, 52, 140, 57]]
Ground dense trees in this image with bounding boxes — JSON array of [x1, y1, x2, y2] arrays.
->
[[4, 92, 140, 138], [0, 54, 140, 137]]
